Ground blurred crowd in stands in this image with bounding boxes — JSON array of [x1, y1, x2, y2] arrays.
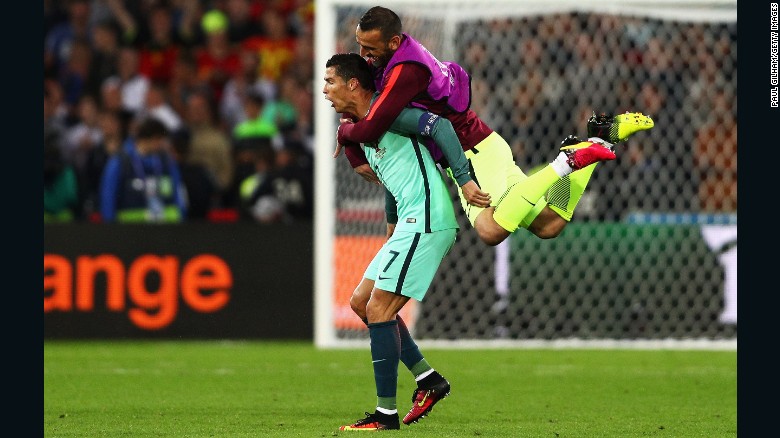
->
[[44, 0, 314, 224], [45, 1, 737, 225], [452, 13, 737, 219]]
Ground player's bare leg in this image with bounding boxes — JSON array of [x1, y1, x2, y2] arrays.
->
[[526, 206, 567, 239], [349, 278, 374, 321]]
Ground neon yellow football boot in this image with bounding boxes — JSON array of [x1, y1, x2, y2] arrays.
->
[[587, 111, 654, 144]]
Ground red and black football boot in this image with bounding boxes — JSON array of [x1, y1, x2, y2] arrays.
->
[[560, 139, 617, 170], [339, 411, 400, 431], [402, 378, 451, 425]]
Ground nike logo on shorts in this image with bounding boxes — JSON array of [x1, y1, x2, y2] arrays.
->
[[378, 275, 391, 280]]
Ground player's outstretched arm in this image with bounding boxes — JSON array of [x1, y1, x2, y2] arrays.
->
[[337, 64, 426, 146]]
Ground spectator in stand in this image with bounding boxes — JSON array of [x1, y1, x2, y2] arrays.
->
[[219, 48, 276, 131], [138, 5, 181, 85], [184, 91, 234, 199], [224, 0, 264, 44], [44, 80, 68, 149], [287, 0, 315, 38], [44, 0, 92, 78], [196, 9, 241, 103], [227, 88, 280, 209], [44, 0, 67, 40], [172, 0, 203, 45], [58, 38, 93, 112], [82, 110, 127, 220], [99, 77, 136, 131], [226, 136, 272, 212], [694, 86, 737, 212], [100, 0, 140, 46], [247, 140, 313, 223], [168, 49, 211, 117], [108, 46, 150, 116], [239, 144, 277, 221], [241, 8, 296, 83], [141, 82, 184, 134], [170, 130, 219, 221], [262, 75, 298, 134], [287, 77, 314, 152], [42, 0, 316, 222], [232, 88, 281, 147], [84, 20, 120, 99], [44, 141, 80, 223], [288, 26, 314, 83], [562, 31, 625, 113], [62, 94, 103, 170], [99, 117, 186, 223]]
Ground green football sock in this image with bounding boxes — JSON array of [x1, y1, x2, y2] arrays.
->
[[409, 359, 433, 379], [396, 316, 427, 374], [546, 163, 597, 221], [493, 165, 561, 232]]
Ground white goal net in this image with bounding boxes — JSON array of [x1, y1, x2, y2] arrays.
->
[[313, 0, 737, 348]]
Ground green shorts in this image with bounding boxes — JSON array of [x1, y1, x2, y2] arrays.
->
[[364, 229, 457, 302], [446, 131, 528, 227]]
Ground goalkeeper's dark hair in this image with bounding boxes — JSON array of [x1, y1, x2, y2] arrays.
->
[[326, 53, 375, 92], [358, 6, 402, 40]]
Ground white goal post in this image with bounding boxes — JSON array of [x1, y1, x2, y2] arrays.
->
[[313, 0, 737, 349]]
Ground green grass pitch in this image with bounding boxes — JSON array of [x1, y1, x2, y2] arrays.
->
[[44, 341, 736, 437]]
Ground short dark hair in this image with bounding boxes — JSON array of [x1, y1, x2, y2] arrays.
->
[[358, 6, 402, 40], [326, 53, 375, 92], [135, 117, 169, 139]]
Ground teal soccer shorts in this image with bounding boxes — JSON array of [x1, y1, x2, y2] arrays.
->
[[364, 229, 457, 302]]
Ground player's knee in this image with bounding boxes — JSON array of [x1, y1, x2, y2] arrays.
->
[[528, 215, 567, 239], [349, 290, 368, 319], [365, 300, 395, 323], [365, 292, 403, 323], [477, 230, 504, 246], [529, 223, 563, 239], [474, 210, 508, 246]]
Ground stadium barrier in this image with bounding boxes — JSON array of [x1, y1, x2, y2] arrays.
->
[[44, 221, 735, 344], [44, 223, 314, 340], [418, 222, 737, 341]]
